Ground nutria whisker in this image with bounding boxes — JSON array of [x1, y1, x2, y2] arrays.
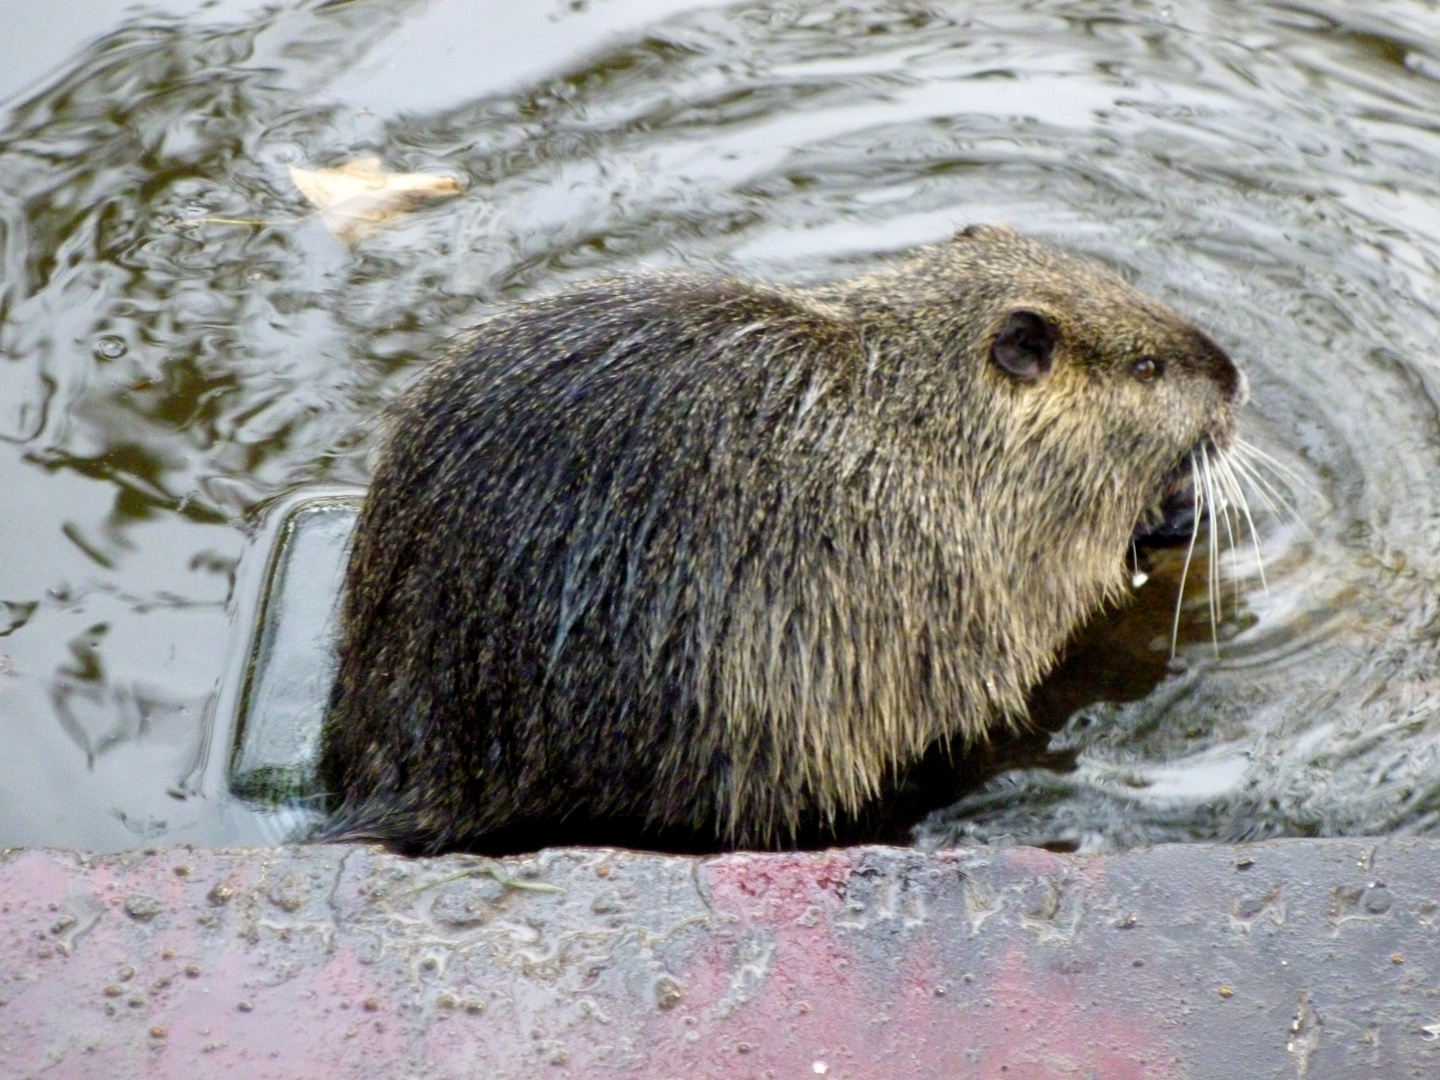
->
[[1209, 448, 1244, 611], [1204, 446, 1222, 649], [1213, 450, 1266, 590], [1167, 438, 1319, 657], [1233, 441, 1319, 537], [1232, 437, 1317, 500], [1234, 444, 1320, 550], [1227, 455, 1293, 532], [1171, 447, 1208, 657], [1238, 440, 1319, 544], [1170, 444, 1245, 655], [1211, 448, 1258, 602]]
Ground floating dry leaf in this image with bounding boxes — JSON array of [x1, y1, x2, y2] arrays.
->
[[287, 157, 463, 245]]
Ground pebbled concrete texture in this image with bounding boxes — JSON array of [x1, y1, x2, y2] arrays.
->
[[1, 839, 1438, 1079]]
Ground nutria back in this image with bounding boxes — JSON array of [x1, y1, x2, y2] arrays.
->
[[319, 224, 1243, 853]]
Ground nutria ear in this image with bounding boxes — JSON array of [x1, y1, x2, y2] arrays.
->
[[955, 223, 1020, 242], [990, 309, 1056, 382]]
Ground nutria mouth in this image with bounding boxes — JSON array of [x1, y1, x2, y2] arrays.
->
[[1133, 457, 1197, 547]]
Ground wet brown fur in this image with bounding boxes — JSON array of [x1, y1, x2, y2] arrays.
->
[[318, 225, 1243, 853]]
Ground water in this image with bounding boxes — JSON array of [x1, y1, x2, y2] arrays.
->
[[2, 0, 1440, 852]]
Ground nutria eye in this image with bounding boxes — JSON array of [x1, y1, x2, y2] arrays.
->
[[990, 309, 1057, 383], [1132, 356, 1161, 382]]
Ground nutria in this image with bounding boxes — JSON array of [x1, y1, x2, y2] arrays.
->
[[318, 224, 1244, 854]]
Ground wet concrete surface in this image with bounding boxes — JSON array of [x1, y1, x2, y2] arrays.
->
[[2, 839, 1438, 1079]]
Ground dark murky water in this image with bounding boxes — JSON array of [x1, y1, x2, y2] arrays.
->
[[3, 0, 1440, 852]]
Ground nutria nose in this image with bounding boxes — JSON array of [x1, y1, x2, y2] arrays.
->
[[1232, 365, 1250, 407]]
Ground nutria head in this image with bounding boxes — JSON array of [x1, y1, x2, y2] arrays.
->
[[825, 223, 1243, 552]]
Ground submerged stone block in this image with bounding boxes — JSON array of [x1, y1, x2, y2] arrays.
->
[[230, 496, 357, 804]]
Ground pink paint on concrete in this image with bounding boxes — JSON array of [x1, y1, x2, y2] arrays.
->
[[2, 840, 1438, 1078]]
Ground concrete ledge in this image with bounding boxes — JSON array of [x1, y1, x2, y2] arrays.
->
[[2, 840, 1438, 1078]]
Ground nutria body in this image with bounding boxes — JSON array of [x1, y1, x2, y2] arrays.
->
[[319, 225, 1243, 853]]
